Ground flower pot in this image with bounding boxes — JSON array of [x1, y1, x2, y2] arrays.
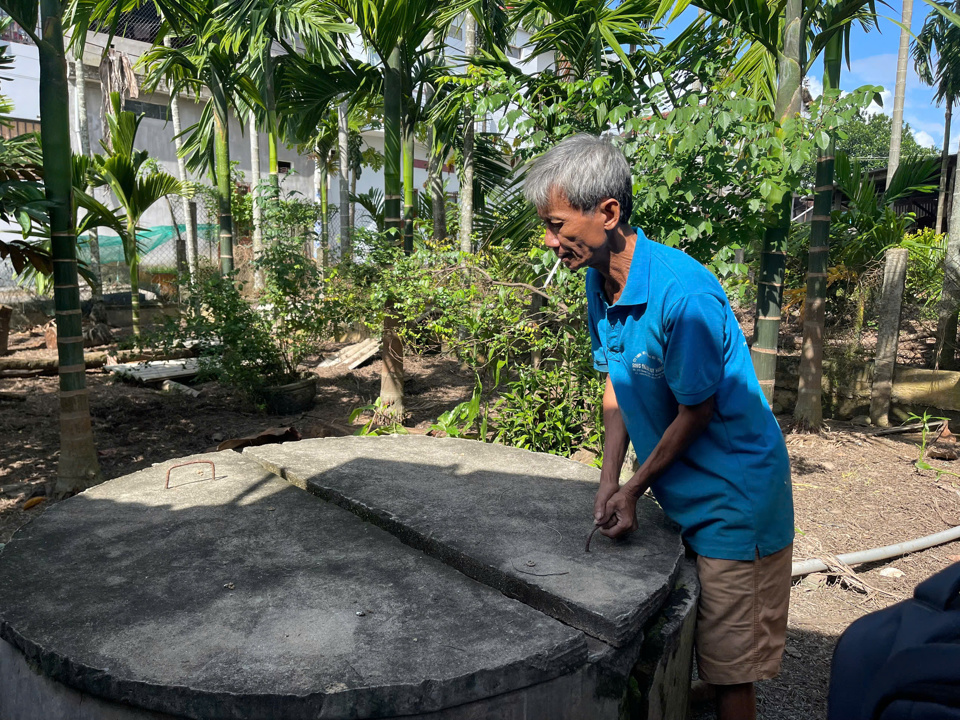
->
[[260, 375, 317, 415]]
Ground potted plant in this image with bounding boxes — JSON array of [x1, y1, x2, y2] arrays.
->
[[172, 230, 323, 413]]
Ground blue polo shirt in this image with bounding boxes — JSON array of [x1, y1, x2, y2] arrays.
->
[[587, 229, 793, 561]]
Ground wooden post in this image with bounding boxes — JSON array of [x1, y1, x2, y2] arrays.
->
[[870, 247, 909, 427], [0, 305, 11, 355]]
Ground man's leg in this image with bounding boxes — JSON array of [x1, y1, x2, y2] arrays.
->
[[715, 682, 756, 720], [694, 544, 792, 719]]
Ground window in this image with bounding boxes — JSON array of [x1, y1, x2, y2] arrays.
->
[[278, 161, 292, 174], [1, 119, 40, 140], [447, 20, 463, 40], [122, 99, 170, 122], [0, 11, 34, 44]]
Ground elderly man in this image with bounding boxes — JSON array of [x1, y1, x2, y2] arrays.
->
[[524, 134, 794, 720]]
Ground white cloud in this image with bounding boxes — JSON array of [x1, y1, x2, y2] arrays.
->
[[913, 129, 938, 149], [805, 76, 823, 99]]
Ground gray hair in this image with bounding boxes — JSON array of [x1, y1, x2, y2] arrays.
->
[[523, 134, 633, 223]]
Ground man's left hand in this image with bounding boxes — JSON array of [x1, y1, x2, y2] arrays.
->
[[597, 489, 638, 539]]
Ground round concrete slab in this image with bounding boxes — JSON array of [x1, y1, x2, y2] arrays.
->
[[0, 438, 686, 720], [0, 453, 586, 719], [246, 436, 684, 647]]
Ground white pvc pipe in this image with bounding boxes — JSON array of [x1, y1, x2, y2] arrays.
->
[[792, 524, 960, 577]]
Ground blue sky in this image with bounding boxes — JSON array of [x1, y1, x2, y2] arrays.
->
[[661, 2, 953, 151]]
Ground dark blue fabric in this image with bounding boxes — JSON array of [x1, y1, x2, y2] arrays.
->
[[828, 563, 960, 720]]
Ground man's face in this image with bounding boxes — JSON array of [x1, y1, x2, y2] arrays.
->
[[537, 187, 616, 271]]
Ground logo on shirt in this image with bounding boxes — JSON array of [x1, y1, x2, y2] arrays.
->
[[631, 351, 664, 379]]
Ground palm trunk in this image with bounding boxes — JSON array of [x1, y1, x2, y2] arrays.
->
[[164, 37, 197, 281], [319, 156, 329, 260], [338, 100, 351, 261], [887, 0, 914, 181], [213, 102, 234, 275], [263, 48, 281, 206], [39, 0, 103, 495], [350, 164, 356, 230], [795, 35, 842, 430], [459, 13, 477, 254], [402, 109, 415, 255], [380, 46, 405, 419], [429, 128, 446, 241], [425, 31, 446, 242], [73, 54, 101, 299], [126, 220, 140, 336], [937, 99, 952, 235], [934, 138, 960, 369], [750, 0, 802, 405], [250, 112, 263, 288], [168, 72, 197, 279], [313, 153, 323, 264]]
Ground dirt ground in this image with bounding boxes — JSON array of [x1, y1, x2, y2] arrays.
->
[[3, 331, 960, 719]]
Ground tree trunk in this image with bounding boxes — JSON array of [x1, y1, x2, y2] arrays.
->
[[384, 48, 403, 242], [402, 109, 415, 255], [250, 112, 263, 288], [38, 0, 103, 495], [458, 13, 477, 254], [263, 48, 281, 207], [350, 163, 356, 231], [319, 155, 329, 261], [380, 306, 404, 418], [380, 46, 405, 419], [937, 99, 953, 235], [934, 137, 960, 369], [795, 35, 841, 430], [338, 100, 351, 261], [313, 153, 323, 264], [750, 0, 802, 404], [869, 247, 909, 426], [126, 221, 141, 337], [429, 128, 446, 241], [168, 67, 197, 279], [213, 100, 234, 275], [425, 31, 446, 242], [73, 54, 101, 300], [887, 0, 915, 181]]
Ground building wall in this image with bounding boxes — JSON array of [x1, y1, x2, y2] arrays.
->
[[2, 22, 548, 263]]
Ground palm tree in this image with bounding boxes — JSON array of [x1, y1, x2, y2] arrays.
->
[[138, 3, 254, 276], [664, 0, 879, 418], [888, 0, 915, 179], [794, 3, 879, 430], [458, 12, 477, 253], [2, 0, 104, 493], [317, 0, 470, 419], [91, 94, 182, 336], [914, 0, 960, 235], [914, 0, 960, 368]]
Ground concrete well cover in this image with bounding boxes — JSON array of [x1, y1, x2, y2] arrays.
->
[[245, 436, 683, 647], [0, 438, 683, 719]]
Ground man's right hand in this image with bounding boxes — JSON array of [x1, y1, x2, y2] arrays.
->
[[594, 479, 620, 524]]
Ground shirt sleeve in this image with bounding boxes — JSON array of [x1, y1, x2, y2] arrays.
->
[[587, 289, 609, 373], [663, 292, 725, 405]]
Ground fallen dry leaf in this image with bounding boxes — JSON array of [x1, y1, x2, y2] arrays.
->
[[22, 497, 45, 510]]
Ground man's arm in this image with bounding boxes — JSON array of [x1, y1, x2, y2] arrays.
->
[[595, 375, 629, 522], [597, 395, 715, 538]]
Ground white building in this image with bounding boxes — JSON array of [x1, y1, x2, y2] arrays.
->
[[1, 15, 545, 276]]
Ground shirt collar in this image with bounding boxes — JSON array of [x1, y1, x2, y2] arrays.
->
[[587, 228, 650, 307]]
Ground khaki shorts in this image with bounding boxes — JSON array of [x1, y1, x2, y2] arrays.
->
[[695, 543, 793, 685]]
